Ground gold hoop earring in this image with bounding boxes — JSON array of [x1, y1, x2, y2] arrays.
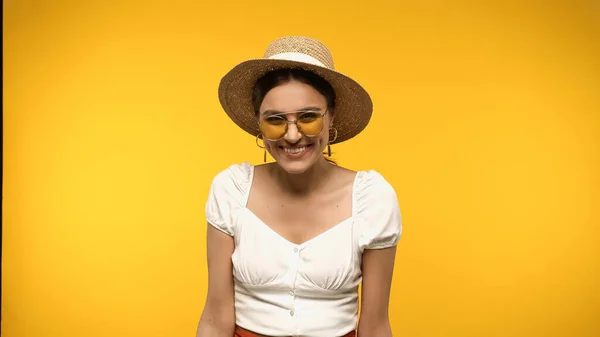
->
[[328, 127, 338, 157], [256, 133, 265, 149], [256, 133, 267, 163], [329, 127, 338, 143]]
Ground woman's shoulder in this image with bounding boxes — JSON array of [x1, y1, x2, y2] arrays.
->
[[206, 162, 254, 234], [353, 168, 399, 212], [355, 168, 396, 193], [326, 164, 396, 196], [209, 161, 254, 191], [353, 169, 402, 249]]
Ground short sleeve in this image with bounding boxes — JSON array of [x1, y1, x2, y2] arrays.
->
[[205, 163, 252, 236], [356, 171, 403, 251]]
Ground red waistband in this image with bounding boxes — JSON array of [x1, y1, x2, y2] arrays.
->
[[234, 326, 356, 337]]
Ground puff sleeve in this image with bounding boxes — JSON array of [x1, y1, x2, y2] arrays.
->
[[356, 171, 403, 251], [205, 163, 252, 236]]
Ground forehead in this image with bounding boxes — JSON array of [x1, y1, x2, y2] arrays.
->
[[259, 80, 327, 114]]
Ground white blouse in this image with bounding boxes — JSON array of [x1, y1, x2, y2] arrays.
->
[[205, 162, 402, 337]]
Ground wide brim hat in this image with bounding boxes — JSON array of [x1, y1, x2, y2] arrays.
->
[[218, 36, 373, 144]]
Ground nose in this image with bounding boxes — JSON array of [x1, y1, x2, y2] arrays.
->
[[283, 122, 302, 143]]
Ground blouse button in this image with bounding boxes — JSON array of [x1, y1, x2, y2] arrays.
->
[[289, 290, 295, 296], [293, 247, 298, 253], [290, 310, 295, 316]]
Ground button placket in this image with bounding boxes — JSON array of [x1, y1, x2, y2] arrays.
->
[[289, 245, 300, 321]]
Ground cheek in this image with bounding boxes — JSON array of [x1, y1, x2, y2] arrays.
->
[[265, 141, 277, 152], [317, 128, 330, 148]]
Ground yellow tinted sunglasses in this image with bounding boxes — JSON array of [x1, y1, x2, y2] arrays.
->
[[259, 109, 328, 141]]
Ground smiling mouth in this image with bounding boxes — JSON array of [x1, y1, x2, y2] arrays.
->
[[279, 144, 313, 156], [284, 146, 307, 154]]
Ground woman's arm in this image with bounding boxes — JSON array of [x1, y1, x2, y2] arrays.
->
[[357, 246, 397, 337], [196, 224, 236, 337]]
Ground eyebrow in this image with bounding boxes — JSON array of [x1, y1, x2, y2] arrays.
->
[[261, 106, 323, 116]]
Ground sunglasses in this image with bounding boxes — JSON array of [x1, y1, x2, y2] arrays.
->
[[259, 109, 328, 141]]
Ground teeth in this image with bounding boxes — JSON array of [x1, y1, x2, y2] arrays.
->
[[284, 146, 307, 154]]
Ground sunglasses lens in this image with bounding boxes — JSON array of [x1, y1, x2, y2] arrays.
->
[[261, 116, 287, 140], [298, 112, 323, 136], [260, 112, 324, 140]]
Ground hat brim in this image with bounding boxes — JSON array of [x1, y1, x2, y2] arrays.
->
[[218, 59, 373, 144]]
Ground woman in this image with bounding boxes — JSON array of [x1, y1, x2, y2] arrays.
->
[[197, 36, 402, 337]]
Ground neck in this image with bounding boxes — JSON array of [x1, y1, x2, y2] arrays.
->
[[271, 157, 333, 196]]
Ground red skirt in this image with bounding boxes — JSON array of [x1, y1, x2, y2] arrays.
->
[[234, 325, 356, 337]]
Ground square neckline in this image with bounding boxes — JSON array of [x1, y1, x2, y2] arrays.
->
[[242, 163, 361, 249]]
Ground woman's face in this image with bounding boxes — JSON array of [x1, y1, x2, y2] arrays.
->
[[258, 79, 333, 174]]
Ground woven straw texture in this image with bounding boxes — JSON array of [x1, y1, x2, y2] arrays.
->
[[218, 36, 373, 144]]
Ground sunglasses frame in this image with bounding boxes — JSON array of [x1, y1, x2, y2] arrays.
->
[[258, 108, 329, 141]]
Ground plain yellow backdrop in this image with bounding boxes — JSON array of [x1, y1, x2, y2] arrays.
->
[[3, 0, 599, 336]]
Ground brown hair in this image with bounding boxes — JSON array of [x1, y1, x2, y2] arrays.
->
[[252, 68, 336, 116]]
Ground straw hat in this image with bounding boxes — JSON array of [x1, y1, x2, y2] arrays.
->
[[217, 36, 373, 144]]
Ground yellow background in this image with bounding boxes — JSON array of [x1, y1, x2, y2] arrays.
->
[[3, 0, 599, 336]]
